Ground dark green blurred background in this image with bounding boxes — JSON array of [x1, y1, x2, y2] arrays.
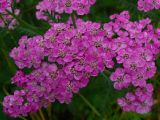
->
[[0, 0, 160, 120]]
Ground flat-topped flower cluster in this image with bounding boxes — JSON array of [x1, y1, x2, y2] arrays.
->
[[1, 0, 159, 29], [2, 0, 160, 118], [36, 0, 96, 21], [3, 11, 160, 117], [0, 0, 20, 29], [138, 0, 160, 12], [108, 11, 159, 113]]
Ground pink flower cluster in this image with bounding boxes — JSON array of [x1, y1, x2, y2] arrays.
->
[[106, 11, 160, 113], [36, 0, 96, 21], [0, 0, 20, 29], [118, 84, 153, 114], [0, 0, 20, 13], [3, 10, 160, 117], [0, 0, 10, 13], [138, 0, 160, 12], [3, 19, 114, 117]]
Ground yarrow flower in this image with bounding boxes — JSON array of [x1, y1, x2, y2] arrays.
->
[[117, 84, 153, 114], [3, 18, 116, 117], [0, 0, 10, 13], [138, 0, 160, 12], [36, 0, 96, 21], [106, 11, 160, 113], [10, 35, 45, 69], [0, 0, 20, 13], [0, 0, 20, 29], [3, 10, 160, 117]]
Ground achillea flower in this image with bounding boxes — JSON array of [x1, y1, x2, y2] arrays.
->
[[3, 90, 27, 118], [10, 35, 45, 69], [36, 0, 96, 22], [118, 84, 153, 114], [138, 0, 160, 12], [5, 19, 114, 117], [0, 0, 20, 29], [110, 68, 132, 90], [105, 11, 160, 114], [3, 11, 160, 117]]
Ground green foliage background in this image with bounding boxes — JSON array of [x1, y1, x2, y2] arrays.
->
[[0, 0, 160, 120]]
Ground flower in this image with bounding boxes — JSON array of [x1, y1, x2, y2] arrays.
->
[[10, 35, 45, 69], [36, 0, 96, 22], [110, 68, 132, 90], [137, 0, 160, 12], [0, 0, 20, 29], [118, 84, 153, 114], [3, 11, 160, 117]]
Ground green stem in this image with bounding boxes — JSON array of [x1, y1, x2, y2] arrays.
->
[[39, 109, 46, 120], [34, 113, 42, 120], [71, 13, 77, 28], [1, 48, 16, 74], [0, 14, 8, 26], [6, 10, 43, 35], [0, 37, 16, 74], [78, 93, 102, 118], [30, 114, 36, 120], [3, 85, 9, 95], [19, 116, 28, 120], [101, 72, 110, 81], [47, 104, 52, 120]]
